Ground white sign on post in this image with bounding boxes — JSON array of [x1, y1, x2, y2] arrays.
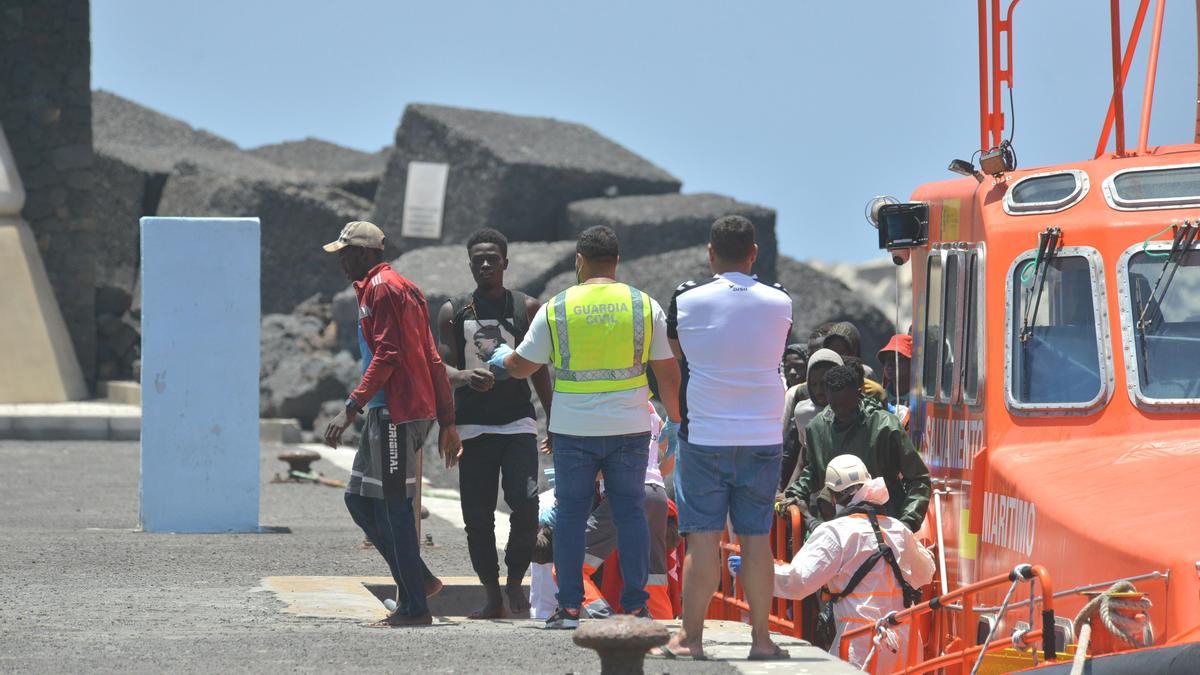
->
[[401, 161, 449, 239]]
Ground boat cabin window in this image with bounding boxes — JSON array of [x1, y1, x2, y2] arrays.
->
[[1008, 252, 1107, 409], [923, 253, 944, 397], [1004, 170, 1088, 215], [939, 253, 963, 400], [923, 248, 978, 404], [1123, 246, 1200, 404], [962, 251, 982, 403], [1104, 164, 1200, 210]]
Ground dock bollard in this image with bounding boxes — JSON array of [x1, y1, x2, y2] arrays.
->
[[572, 615, 668, 675], [278, 449, 321, 474]]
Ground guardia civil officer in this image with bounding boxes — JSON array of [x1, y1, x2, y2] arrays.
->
[[490, 225, 682, 629]]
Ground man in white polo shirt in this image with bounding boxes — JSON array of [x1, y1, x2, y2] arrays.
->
[[661, 215, 793, 661]]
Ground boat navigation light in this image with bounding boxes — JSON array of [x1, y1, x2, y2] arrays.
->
[[864, 195, 900, 228], [948, 159, 983, 181]]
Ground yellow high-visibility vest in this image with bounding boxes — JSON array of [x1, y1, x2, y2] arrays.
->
[[546, 281, 653, 394]]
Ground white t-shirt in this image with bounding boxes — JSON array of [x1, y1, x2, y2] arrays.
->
[[645, 405, 665, 487], [457, 418, 539, 442], [601, 402, 665, 491], [668, 272, 793, 446], [515, 283, 673, 437]]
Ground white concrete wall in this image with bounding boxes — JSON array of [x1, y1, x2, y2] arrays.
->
[[139, 217, 261, 532]]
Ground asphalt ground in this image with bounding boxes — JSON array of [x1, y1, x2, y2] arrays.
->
[[0, 440, 740, 674]]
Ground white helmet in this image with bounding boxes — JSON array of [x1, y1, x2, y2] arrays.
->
[[824, 454, 871, 494]]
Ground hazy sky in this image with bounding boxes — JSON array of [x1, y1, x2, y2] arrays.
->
[[92, 1, 1197, 262]]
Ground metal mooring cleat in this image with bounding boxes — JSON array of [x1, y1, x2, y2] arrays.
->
[[573, 614, 669, 675], [277, 449, 322, 474]]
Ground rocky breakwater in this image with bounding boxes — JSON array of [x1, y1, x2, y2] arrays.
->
[[541, 245, 895, 372], [90, 91, 389, 379], [371, 104, 682, 250], [259, 294, 359, 433]]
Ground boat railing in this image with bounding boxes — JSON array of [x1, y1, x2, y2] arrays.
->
[[704, 504, 807, 637], [838, 563, 1058, 674]]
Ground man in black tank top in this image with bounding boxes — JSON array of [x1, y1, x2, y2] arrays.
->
[[436, 228, 553, 619]]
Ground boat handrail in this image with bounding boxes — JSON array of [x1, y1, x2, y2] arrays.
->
[[838, 563, 1058, 673], [938, 569, 1168, 614]]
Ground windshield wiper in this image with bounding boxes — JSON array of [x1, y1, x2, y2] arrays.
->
[[1136, 221, 1198, 374], [1019, 227, 1062, 342], [1018, 227, 1061, 399]]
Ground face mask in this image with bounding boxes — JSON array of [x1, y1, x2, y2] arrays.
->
[[832, 490, 859, 516]]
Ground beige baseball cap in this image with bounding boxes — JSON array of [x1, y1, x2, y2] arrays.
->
[[323, 221, 386, 252]]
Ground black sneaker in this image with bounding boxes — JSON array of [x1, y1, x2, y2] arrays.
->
[[629, 606, 651, 619], [544, 606, 581, 629]]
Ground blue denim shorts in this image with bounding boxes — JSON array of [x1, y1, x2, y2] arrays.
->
[[674, 439, 782, 536]]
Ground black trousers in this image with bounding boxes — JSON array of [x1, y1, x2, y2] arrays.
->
[[458, 432, 539, 586]]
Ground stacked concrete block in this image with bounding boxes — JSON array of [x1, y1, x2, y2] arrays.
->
[[248, 137, 387, 201], [332, 240, 578, 354], [542, 245, 895, 372], [157, 167, 373, 315], [564, 192, 779, 281], [371, 104, 682, 250], [774, 254, 896, 368], [93, 90, 289, 180]]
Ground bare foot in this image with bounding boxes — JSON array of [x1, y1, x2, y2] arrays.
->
[[424, 576, 444, 599], [747, 642, 790, 661], [468, 601, 506, 620], [505, 582, 530, 614], [468, 584, 506, 620], [368, 611, 434, 628], [654, 633, 707, 659]]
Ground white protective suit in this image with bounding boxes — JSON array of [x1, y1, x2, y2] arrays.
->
[[774, 478, 935, 671]]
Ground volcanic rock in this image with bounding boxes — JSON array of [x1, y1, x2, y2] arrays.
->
[[94, 286, 133, 318], [775, 255, 896, 366], [93, 90, 291, 180], [260, 350, 358, 428], [248, 137, 386, 176], [260, 313, 329, 378], [157, 168, 373, 314], [92, 153, 150, 296], [564, 192, 778, 281], [371, 104, 681, 250], [331, 240, 578, 354], [810, 257, 913, 333], [541, 246, 895, 371], [248, 138, 387, 201]]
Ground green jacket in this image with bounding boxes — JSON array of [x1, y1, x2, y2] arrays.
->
[[785, 398, 930, 532]]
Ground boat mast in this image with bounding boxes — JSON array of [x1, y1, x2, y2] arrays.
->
[[1093, 0, 1176, 158]]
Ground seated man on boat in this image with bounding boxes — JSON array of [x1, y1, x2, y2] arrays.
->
[[782, 364, 931, 533], [742, 455, 934, 670]]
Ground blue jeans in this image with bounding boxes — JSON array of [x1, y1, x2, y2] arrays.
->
[[674, 440, 782, 536], [344, 493, 430, 616], [552, 432, 650, 612]]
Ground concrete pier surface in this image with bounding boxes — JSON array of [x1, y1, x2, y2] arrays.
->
[[0, 440, 855, 674]]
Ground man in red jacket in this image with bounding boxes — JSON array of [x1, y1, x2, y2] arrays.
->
[[322, 220, 461, 627]]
